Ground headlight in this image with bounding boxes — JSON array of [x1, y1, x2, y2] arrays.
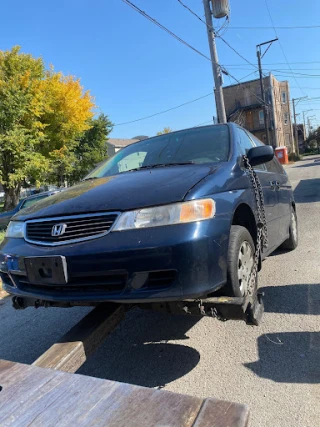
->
[[113, 199, 215, 231], [6, 221, 25, 238]]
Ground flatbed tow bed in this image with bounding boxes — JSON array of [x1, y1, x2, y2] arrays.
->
[[0, 294, 263, 426]]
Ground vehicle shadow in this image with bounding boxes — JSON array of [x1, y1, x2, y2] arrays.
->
[[294, 158, 320, 168], [296, 155, 320, 162], [78, 308, 201, 388], [244, 331, 320, 383], [0, 297, 201, 388], [293, 178, 320, 203], [261, 284, 320, 315], [245, 284, 320, 383]]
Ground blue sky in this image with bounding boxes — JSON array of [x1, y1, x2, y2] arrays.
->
[[1, 0, 320, 138]]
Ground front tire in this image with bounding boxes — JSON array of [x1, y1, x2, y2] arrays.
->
[[225, 225, 255, 297], [281, 207, 298, 250]]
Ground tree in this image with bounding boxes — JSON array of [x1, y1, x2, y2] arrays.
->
[[157, 127, 173, 136], [0, 46, 47, 210], [69, 114, 113, 183], [41, 69, 95, 186], [0, 46, 95, 209]]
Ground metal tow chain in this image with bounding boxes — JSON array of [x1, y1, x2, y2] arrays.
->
[[243, 155, 268, 297]]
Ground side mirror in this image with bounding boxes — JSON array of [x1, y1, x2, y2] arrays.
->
[[246, 145, 274, 167]]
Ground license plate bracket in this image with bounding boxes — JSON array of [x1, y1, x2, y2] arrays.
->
[[24, 256, 68, 285]]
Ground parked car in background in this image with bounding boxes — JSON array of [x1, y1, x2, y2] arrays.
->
[[20, 185, 60, 199], [0, 124, 298, 306], [0, 190, 61, 229]]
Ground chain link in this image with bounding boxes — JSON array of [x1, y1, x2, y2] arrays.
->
[[243, 155, 268, 297]]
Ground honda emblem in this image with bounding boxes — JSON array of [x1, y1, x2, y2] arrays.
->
[[51, 223, 67, 237]]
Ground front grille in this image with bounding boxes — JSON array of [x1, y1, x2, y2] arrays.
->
[[25, 213, 119, 245]]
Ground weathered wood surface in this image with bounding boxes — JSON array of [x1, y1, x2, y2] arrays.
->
[[193, 398, 250, 427], [33, 303, 124, 373], [0, 360, 249, 427]]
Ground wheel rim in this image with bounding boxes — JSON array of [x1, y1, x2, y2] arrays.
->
[[238, 241, 254, 296], [291, 212, 297, 241]]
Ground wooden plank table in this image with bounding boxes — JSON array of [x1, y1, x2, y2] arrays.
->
[[0, 359, 249, 427]]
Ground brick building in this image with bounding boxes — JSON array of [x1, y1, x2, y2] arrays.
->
[[223, 74, 295, 152]]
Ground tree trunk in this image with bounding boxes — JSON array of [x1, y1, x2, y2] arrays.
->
[[3, 185, 21, 211]]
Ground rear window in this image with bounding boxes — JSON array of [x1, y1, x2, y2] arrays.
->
[[85, 125, 230, 178]]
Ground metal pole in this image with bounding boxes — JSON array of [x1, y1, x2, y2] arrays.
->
[[303, 110, 312, 138], [307, 118, 311, 136], [202, 0, 226, 123], [257, 48, 270, 145], [292, 99, 299, 155], [303, 112, 307, 138]]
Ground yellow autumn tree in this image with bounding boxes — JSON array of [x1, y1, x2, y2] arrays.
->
[[40, 70, 95, 185], [0, 46, 96, 208], [157, 127, 173, 135]]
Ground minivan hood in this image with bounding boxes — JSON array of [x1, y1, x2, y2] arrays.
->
[[15, 165, 218, 221]]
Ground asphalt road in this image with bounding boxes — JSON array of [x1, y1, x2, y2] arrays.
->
[[0, 155, 319, 426]]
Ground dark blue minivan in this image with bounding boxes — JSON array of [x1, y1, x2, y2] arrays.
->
[[0, 124, 298, 306]]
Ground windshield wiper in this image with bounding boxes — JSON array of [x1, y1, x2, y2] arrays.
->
[[129, 161, 195, 172]]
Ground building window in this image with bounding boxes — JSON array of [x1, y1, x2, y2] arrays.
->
[[259, 110, 264, 125], [282, 92, 287, 104], [284, 112, 289, 125]]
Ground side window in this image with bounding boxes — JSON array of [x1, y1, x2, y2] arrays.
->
[[117, 152, 147, 172], [266, 158, 280, 174]]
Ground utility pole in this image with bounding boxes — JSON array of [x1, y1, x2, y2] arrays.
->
[[256, 39, 278, 146], [307, 115, 316, 136], [202, 0, 226, 123], [292, 96, 308, 156], [302, 110, 313, 138]]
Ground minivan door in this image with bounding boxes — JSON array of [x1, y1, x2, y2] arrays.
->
[[239, 129, 281, 254], [271, 158, 292, 243]]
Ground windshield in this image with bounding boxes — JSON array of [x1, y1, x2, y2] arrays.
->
[[85, 125, 230, 179]]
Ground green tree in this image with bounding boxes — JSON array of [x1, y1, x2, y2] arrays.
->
[[69, 114, 113, 183], [0, 46, 47, 210], [0, 46, 95, 210], [156, 127, 173, 136]]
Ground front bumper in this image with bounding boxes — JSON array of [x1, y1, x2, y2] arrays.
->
[[0, 218, 230, 303]]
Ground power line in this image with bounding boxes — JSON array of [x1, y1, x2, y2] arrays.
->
[[176, 0, 229, 36], [273, 74, 320, 79], [122, 0, 214, 63], [193, 120, 214, 127], [122, 0, 265, 107], [222, 66, 320, 71], [264, 0, 309, 101], [225, 62, 320, 66], [227, 25, 320, 30], [269, 70, 320, 77], [291, 87, 320, 90], [177, 0, 209, 28], [114, 93, 213, 126], [218, 36, 258, 69], [176, 0, 257, 70]]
